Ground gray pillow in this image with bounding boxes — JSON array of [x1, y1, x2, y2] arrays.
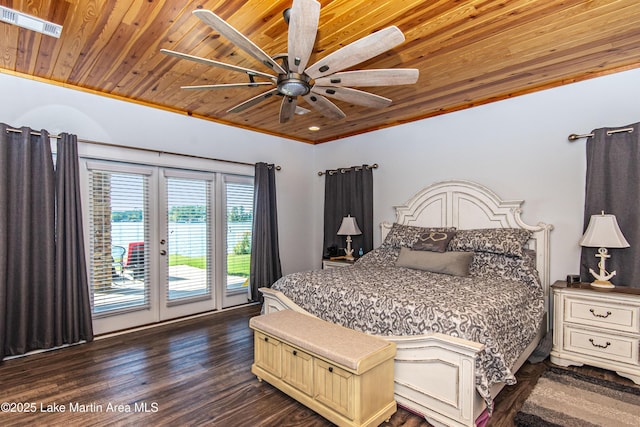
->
[[413, 230, 456, 252], [396, 247, 473, 276]]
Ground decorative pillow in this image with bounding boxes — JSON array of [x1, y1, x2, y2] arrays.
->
[[381, 223, 456, 249], [413, 230, 456, 252], [470, 249, 541, 288], [395, 247, 473, 276], [447, 228, 531, 257]]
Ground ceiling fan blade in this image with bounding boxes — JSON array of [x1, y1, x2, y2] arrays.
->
[[305, 26, 405, 79], [279, 96, 298, 123], [314, 69, 419, 87], [227, 88, 279, 113], [302, 93, 346, 120], [161, 49, 276, 80], [193, 9, 287, 75], [181, 82, 273, 90], [312, 86, 392, 108], [287, 0, 320, 73]]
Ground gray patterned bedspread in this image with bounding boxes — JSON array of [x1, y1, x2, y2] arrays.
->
[[271, 246, 545, 408]]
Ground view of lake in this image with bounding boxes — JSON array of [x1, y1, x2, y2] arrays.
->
[[111, 221, 251, 257]]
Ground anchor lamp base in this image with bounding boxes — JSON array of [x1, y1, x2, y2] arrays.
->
[[590, 279, 615, 289]]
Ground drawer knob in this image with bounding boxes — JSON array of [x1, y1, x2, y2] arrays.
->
[[328, 367, 333, 373], [293, 350, 297, 356], [589, 308, 612, 319], [589, 338, 611, 349]]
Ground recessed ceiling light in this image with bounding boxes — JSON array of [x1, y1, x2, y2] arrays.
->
[[308, 126, 320, 131]]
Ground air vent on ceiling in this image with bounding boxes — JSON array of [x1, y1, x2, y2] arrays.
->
[[0, 6, 62, 38]]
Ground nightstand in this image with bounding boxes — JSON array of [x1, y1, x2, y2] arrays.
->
[[550, 280, 640, 384], [322, 258, 356, 269]]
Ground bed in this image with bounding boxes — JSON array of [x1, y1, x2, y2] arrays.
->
[[260, 180, 553, 427]]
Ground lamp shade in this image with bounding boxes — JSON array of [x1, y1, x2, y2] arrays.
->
[[337, 215, 362, 236], [579, 213, 630, 248]]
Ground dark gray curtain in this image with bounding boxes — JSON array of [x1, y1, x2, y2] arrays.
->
[[0, 125, 93, 361], [1, 125, 56, 359], [323, 165, 374, 258], [580, 122, 640, 288], [55, 133, 94, 345], [249, 162, 282, 303]]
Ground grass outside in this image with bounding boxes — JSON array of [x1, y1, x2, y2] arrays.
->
[[169, 253, 250, 277]]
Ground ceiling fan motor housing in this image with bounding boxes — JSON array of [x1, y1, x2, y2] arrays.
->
[[277, 72, 311, 96]]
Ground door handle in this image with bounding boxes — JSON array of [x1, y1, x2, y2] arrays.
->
[[160, 250, 167, 256]]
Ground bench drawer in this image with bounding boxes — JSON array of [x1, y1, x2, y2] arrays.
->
[[254, 331, 282, 377], [314, 359, 354, 419], [282, 343, 313, 396]]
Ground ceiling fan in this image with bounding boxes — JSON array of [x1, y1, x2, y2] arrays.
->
[[160, 0, 419, 124]]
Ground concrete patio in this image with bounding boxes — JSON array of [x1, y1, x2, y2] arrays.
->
[[94, 265, 247, 313]]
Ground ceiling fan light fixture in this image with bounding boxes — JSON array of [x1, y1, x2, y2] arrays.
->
[[277, 73, 311, 96]]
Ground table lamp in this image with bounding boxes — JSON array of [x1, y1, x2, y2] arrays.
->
[[337, 215, 362, 260], [579, 211, 630, 288]]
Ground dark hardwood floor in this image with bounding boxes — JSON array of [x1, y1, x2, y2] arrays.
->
[[0, 304, 632, 426]]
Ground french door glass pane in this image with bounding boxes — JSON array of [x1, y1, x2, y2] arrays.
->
[[88, 170, 150, 315], [226, 181, 253, 293], [166, 177, 211, 302]]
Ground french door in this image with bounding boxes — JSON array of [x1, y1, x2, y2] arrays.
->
[[159, 169, 216, 319], [81, 159, 253, 334]]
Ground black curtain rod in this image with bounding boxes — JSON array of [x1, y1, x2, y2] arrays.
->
[[5, 127, 281, 170], [318, 163, 378, 176], [567, 126, 634, 141]]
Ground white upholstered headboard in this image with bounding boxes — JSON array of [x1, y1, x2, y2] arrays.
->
[[381, 180, 554, 299]]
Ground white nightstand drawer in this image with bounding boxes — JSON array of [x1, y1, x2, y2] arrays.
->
[[564, 296, 639, 333], [563, 326, 639, 365]]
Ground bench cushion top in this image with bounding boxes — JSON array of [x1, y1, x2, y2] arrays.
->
[[250, 310, 392, 371]]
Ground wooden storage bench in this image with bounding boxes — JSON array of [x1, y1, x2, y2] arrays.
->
[[250, 310, 397, 427]]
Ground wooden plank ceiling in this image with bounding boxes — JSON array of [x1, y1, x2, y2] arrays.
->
[[1, 0, 639, 144]]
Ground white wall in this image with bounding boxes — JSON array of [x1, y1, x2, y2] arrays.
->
[[3, 68, 640, 283], [0, 72, 316, 275], [313, 68, 640, 283]]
